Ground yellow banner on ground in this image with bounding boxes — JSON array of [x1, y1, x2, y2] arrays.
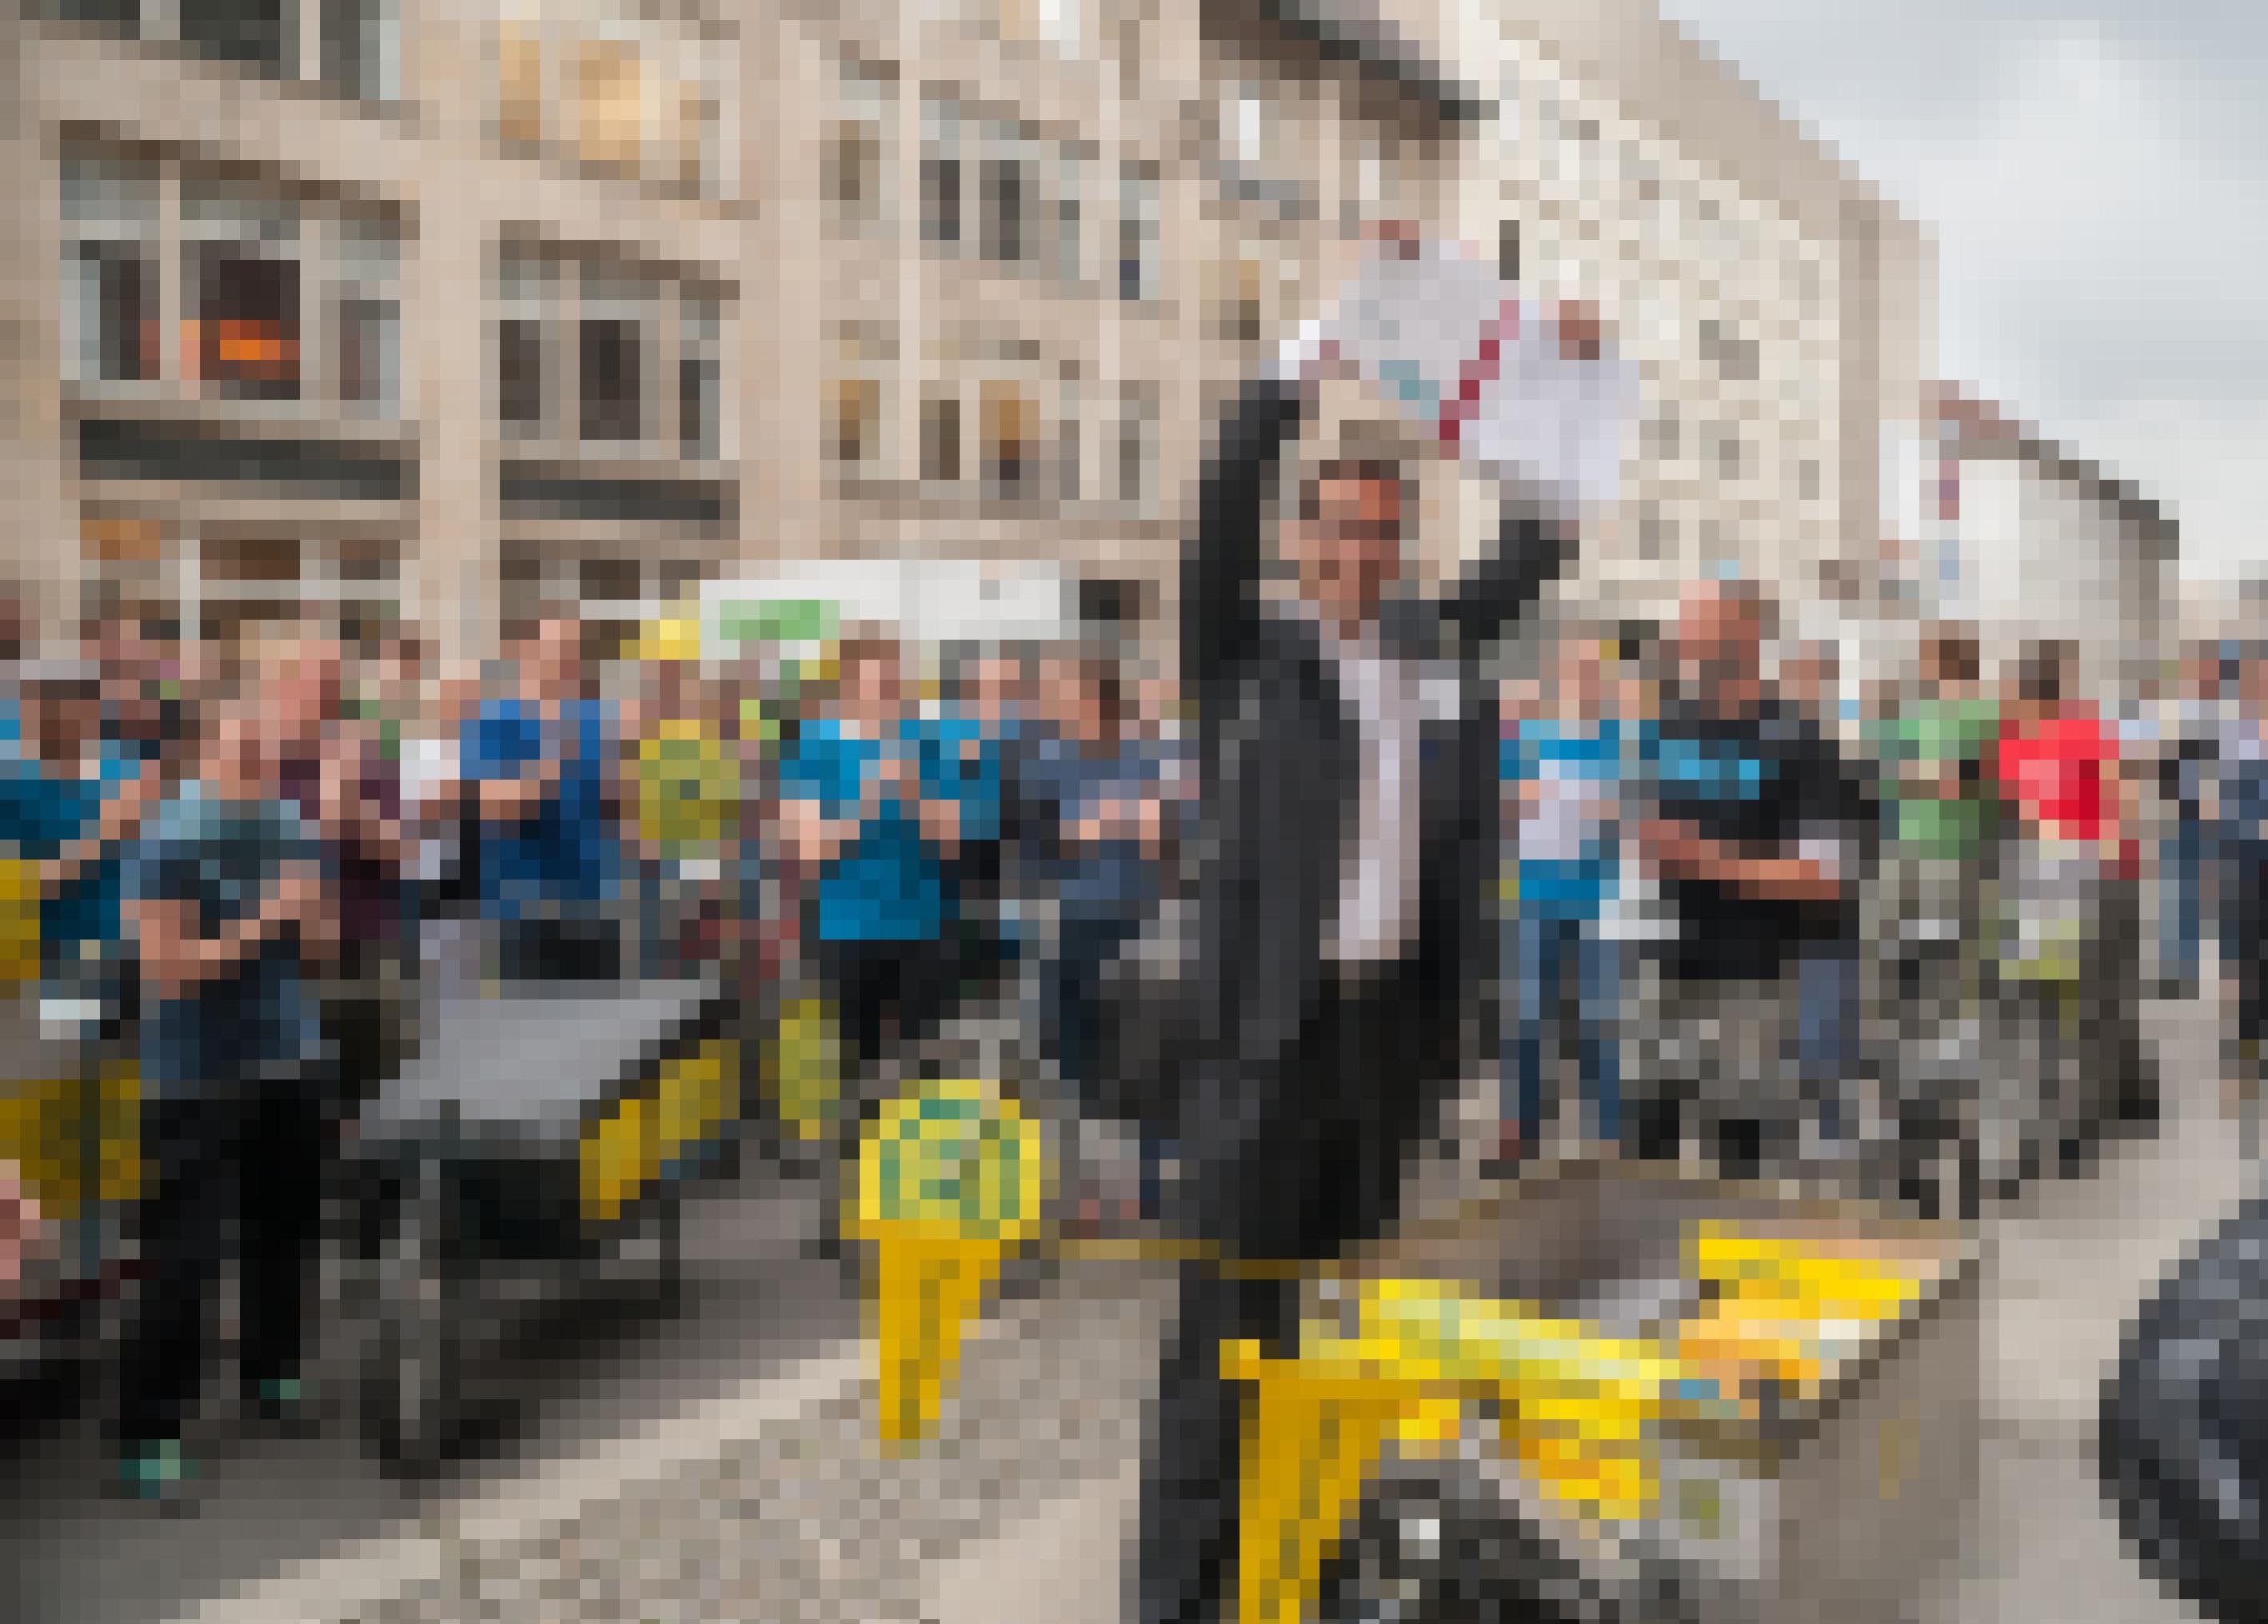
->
[[580, 1037, 740, 1223], [852, 1077, 1046, 1448]]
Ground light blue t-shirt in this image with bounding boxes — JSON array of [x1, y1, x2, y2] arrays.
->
[[1504, 719, 1653, 920]]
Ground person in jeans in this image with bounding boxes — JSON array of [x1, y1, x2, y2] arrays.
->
[[1991, 640, 2134, 1183], [2158, 643, 2223, 1000], [1636, 580, 1874, 1184], [2216, 646, 2268, 1157], [1499, 628, 1635, 1167], [1023, 653, 1175, 1222], [459, 617, 624, 984], [113, 688, 334, 1502], [1872, 625, 1999, 1201]]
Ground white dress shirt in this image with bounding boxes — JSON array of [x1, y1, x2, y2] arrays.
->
[[1321, 626, 1425, 967]]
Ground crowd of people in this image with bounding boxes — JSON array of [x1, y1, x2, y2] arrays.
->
[[2, 577, 2262, 1493], [1497, 595, 2205, 1211]]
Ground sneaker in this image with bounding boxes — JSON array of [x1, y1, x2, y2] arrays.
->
[[246, 1376, 317, 1437], [114, 1438, 195, 1508]]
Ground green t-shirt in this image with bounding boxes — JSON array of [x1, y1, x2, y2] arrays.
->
[[1878, 696, 2000, 859]]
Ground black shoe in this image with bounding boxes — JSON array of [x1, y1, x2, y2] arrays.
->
[[1630, 1098, 1683, 1165], [1715, 1119, 1763, 1183]]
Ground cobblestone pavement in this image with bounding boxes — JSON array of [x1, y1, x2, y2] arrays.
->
[[219, 1259, 1174, 1624]]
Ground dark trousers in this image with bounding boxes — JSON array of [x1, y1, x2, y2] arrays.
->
[[816, 935, 960, 1079], [1135, 954, 1449, 1624], [114, 1067, 330, 1446], [1044, 910, 1142, 1116]]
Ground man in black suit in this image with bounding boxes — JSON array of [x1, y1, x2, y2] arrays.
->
[[1132, 246, 1583, 1624]]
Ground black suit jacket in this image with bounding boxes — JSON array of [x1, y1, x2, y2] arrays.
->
[[1167, 373, 1569, 1252]]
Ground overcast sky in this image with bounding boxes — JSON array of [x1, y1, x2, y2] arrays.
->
[[1653, 0, 2266, 581]]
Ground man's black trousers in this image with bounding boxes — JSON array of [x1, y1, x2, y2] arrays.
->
[[114, 1066, 331, 1446], [1135, 953, 1454, 1624]]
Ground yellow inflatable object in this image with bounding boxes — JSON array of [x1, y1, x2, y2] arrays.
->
[[852, 1077, 1046, 1447], [579, 1037, 739, 1223], [764, 996, 844, 1143], [0, 1060, 142, 1220], [0, 858, 39, 986], [1223, 1225, 1940, 1624]]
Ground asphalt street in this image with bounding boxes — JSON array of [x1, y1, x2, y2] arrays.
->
[[0, 1158, 860, 1624]]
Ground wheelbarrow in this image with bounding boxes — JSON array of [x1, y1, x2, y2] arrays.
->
[[0, 976, 142, 1392], [337, 972, 737, 1476], [1271, 1164, 1983, 1624]]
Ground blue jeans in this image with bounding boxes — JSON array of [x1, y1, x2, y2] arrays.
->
[[1795, 944, 1859, 1141], [1504, 912, 1622, 1146], [2162, 818, 2207, 985]]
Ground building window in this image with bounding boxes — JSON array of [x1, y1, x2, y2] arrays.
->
[[922, 155, 962, 245], [497, 21, 546, 150], [1699, 318, 1759, 383], [827, 121, 883, 224], [1050, 150, 1084, 283], [678, 292, 721, 460], [980, 382, 1036, 495], [180, 176, 301, 401], [981, 152, 1027, 265], [580, 320, 642, 441], [829, 59, 894, 233], [1214, 261, 1261, 344], [833, 378, 881, 467], [489, 9, 731, 199], [320, 0, 400, 102], [337, 299, 397, 408], [1119, 162, 1158, 302], [573, 37, 651, 174], [335, 213, 401, 413], [68, 246, 157, 383], [186, 249, 301, 400], [178, 0, 287, 78], [62, 155, 160, 386], [493, 246, 556, 436], [1228, 86, 1273, 166], [1056, 375, 1080, 501], [579, 265, 659, 445], [1115, 384, 1156, 509], [921, 393, 962, 483]]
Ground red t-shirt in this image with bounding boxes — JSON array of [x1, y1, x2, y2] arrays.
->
[[1996, 711, 2116, 841]]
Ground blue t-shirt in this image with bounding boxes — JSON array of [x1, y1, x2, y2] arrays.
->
[[781, 718, 952, 944], [0, 755, 131, 976], [915, 712, 1006, 849], [461, 696, 620, 919], [126, 784, 325, 1090], [1503, 720, 1651, 920]]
